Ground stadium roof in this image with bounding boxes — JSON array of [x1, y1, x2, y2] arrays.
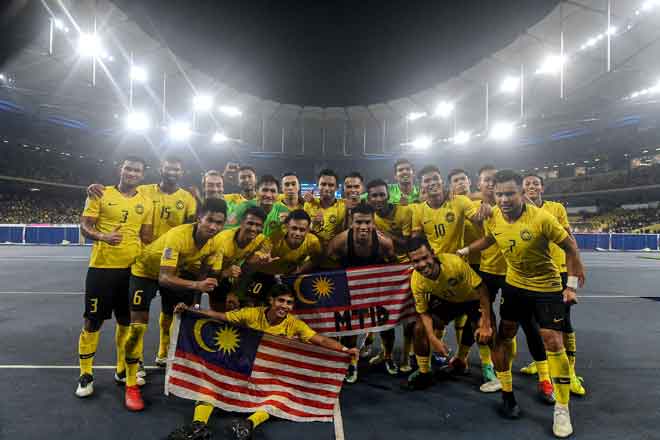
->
[[1, 0, 660, 159]]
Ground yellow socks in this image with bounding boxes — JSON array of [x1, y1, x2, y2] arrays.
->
[[496, 370, 513, 392], [564, 332, 577, 371], [247, 410, 270, 428], [115, 324, 130, 374], [478, 344, 493, 367], [536, 359, 551, 383], [158, 313, 174, 359], [125, 323, 147, 387], [193, 401, 215, 424], [78, 329, 100, 376], [457, 344, 471, 362], [548, 349, 571, 405], [454, 315, 467, 347], [416, 356, 430, 373]]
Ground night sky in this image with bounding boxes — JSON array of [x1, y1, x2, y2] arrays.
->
[[2, 0, 560, 106]]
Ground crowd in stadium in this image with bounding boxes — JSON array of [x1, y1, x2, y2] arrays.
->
[[0, 192, 82, 224]]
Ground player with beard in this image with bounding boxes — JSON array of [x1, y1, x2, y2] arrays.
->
[[458, 170, 586, 438], [278, 172, 305, 210], [389, 158, 420, 205], [522, 174, 586, 396], [304, 169, 347, 253], [226, 175, 289, 237], [224, 165, 257, 209], [327, 203, 396, 383], [343, 172, 365, 227]]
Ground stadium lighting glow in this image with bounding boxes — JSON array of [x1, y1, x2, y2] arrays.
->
[[0, 73, 6, 82], [53, 18, 69, 33], [193, 94, 214, 112], [453, 131, 471, 145], [434, 101, 454, 119], [130, 65, 148, 82], [500, 76, 520, 93], [124, 111, 150, 132], [211, 131, 229, 144], [406, 112, 427, 122], [168, 121, 192, 141], [489, 121, 515, 140], [579, 27, 618, 51], [78, 33, 102, 57], [535, 55, 566, 75], [218, 105, 243, 117], [410, 135, 432, 150], [642, 0, 659, 12]]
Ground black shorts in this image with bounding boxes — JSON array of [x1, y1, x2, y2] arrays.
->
[[559, 272, 574, 333], [479, 271, 506, 303], [500, 283, 569, 332], [84, 267, 130, 323], [233, 272, 278, 306], [129, 275, 159, 312], [427, 297, 482, 327], [160, 284, 196, 315]]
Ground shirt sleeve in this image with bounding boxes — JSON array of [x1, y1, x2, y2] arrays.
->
[[160, 232, 183, 268], [541, 213, 569, 245], [459, 195, 479, 218], [556, 204, 570, 229], [82, 197, 100, 218], [463, 258, 483, 290], [411, 203, 423, 232], [224, 309, 247, 325], [292, 318, 317, 342], [185, 194, 198, 223], [308, 236, 322, 259], [410, 272, 429, 314], [141, 198, 153, 226], [401, 206, 412, 237], [482, 217, 495, 240]]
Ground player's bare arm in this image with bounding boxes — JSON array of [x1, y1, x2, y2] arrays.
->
[[558, 236, 586, 304], [80, 215, 122, 245], [475, 283, 494, 344], [458, 235, 496, 256], [419, 312, 449, 357], [309, 334, 359, 359], [159, 266, 218, 293]]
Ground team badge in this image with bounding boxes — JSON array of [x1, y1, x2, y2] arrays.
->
[[445, 212, 456, 223], [520, 229, 533, 241], [135, 204, 144, 214], [448, 277, 459, 287], [163, 248, 174, 260], [328, 214, 337, 224], [176, 200, 185, 210]]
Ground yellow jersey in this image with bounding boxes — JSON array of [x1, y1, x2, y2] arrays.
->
[[463, 199, 483, 266], [82, 186, 153, 269], [224, 193, 248, 206], [225, 306, 316, 342], [412, 195, 479, 255], [540, 201, 570, 273], [131, 223, 222, 280], [256, 232, 322, 275], [375, 204, 412, 262], [484, 204, 569, 293], [276, 194, 305, 210], [303, 198, 346, 247], [214, 228, 266, 270], [138, 184, 197, 239], [410, 253, 482, 313]]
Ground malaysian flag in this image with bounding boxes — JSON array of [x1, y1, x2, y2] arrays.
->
[[282, 264, 416, 336], [165, 311, 350, 423]]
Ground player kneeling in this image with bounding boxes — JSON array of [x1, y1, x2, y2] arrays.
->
[[404, 236, 495, 391], [167, 284, 358, 440]]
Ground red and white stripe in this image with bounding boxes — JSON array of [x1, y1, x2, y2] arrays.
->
[[294, 264, 416, 336], [166, 333, 349, 423]]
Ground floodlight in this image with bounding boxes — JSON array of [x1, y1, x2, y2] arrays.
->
[[130, 65, 148, 82], [193, 94, 214, 112], [53, 18, 69, 33], [500, 76, 520, 93], [212, 131, 229, 144], [218, 105, 243, 117], [535, 55, 566, 75], [124, 111, 150, 132], [78, 33, 102, 57], [410, 135, 432, 150], [0, 73, 6, 82], [489, 122, 515, 140], [406, 111, 427, 122], [606, 26, 617, 36], [434, 101, 454, 119], [453, 131, 471, 145], [168, 121, 192, 141]]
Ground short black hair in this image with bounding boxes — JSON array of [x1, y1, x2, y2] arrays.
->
[[257, 174, 279, 190], [281, 172, 299, 181], [406, 235, 433, 254], [494, 169, 523, 186], [242, 206, 267, 223], [394, 158, 413, 172], [198, 198, 228, 218], [318, 168, 339, 182], [121, 155, 147, 169], [366, 178, 389, 193], [269, 283, 296, 301], [478, 164, 497, 176], [238, 165, 257, 175], [447, 168, 468, 182], [417, 165, 441, 180], [285, 209, 311, 224], [162, 155, 184, 166], [351, 202, 375, 217], [344, 171, 363, 183], [202, 169, 223, 185], [523, 173, 544, 187]]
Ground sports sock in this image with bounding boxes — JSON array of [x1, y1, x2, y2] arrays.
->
[[158, 312, 174, 359], [115, 324, 130, 374], [536, 359, 551, 383], [454, 315, 467, 348], [247, 410, 270, 428], [125, 323, 147, 387], [511, 336, 518, 361], [416, 356, 430, 373], [496, 370, 513, 393], [456, 344, 471, 362], [478, 344, 493, 367], [564, 332, 577, 371], [350, 356, 358, 367], [78, 329, 100, 376], [547, 349, 571, 405], [193, 401, 214, 424]]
